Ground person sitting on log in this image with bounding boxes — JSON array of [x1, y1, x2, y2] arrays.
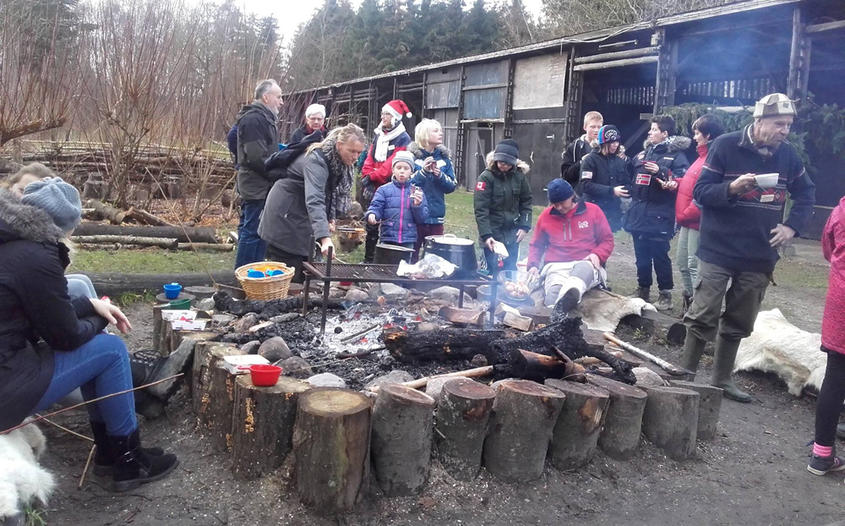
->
[[527, 179, 614, 319], [0, 177, 179, 492]]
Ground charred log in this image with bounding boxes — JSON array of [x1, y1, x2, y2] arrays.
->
[[382, 327, 505, 364], [213, 291, 346, 317]]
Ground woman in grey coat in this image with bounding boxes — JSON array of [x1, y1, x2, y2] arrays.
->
[[259, 124, 366, 282]]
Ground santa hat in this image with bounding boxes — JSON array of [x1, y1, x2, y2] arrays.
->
[[382, 99, 412, 120]]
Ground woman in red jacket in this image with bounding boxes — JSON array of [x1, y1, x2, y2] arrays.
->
[[807, 195, 845, 475], [675, 114, 723, 311]]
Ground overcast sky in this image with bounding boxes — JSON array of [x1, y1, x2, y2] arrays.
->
[[225, 0, 543, 45]]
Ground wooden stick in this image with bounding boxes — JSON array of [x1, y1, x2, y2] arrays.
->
[[603, 332, 689, 376], [0, 373, 183, 435], [79, 445, 96, 489], [38, 416, 93, 442], [399, 366, 494, 390]]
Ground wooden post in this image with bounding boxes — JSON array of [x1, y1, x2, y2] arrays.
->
[[231, 376, 311, 480], [293, 388, 372, 514], [545, 379, 610, 470], [482, 379, 566, 482], [641, 386, 700, 460], [586, 375, 648, 459], [434, 378, 496, 480], [670, 380, 723, 440], [371, 384, 436, 496]]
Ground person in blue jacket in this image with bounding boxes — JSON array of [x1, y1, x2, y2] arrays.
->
[[366, 150, 429, 250], [408, 118, 456, 258]]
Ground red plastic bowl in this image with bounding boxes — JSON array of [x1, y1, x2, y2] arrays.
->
[[250, 364, 282, 386]]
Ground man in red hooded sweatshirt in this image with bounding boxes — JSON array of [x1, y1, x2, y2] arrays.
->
[[361, 99, 412, 262], [528, 179, 614, 320]]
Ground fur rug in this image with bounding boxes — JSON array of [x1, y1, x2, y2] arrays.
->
[[734, 309, 826, 396], [0, 422, 55, 519], [575, 288, 655, 332]]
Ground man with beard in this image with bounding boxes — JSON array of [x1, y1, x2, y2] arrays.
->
[[233, 79, 283, 268], [680, 93, 816, 402]]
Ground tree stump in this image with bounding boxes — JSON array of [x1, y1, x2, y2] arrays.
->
[[482, 379, 566, 482], [231, 376, 311, 480], [293, 388, 372, 514], [641, 386, 700, 460], [371, 384, 436, 496], [192, 342, 239, 415], [205, 363, 239, 452], [587, 375, 648, 459], [434, 378, 496, 480], [545, 379, 610, 470], [670, 380, 723, 440]]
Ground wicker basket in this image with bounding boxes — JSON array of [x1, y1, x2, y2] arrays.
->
[[235, 261, 295, 300]]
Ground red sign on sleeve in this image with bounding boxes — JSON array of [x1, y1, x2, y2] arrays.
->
[[475, 181, 486, 191]]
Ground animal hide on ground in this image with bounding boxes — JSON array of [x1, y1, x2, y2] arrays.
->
[[575, 288, 655, 332], [734, 309, 826, 396], [0, 422, 55, 519]]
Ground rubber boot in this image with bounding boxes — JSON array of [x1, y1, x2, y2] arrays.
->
[[110, 429, 179, 492], [90, 421, 164, 477], [680, 335, 706, 378], [655, 290, 672, 311], [711, 336, 752, 403], [635, 286, 650, 302]]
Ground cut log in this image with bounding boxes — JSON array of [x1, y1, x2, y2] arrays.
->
[[434, 378, 496, 480], [371, 384, 436, 496], [84, 199, 127, 224], [545, 379, 610, 470], [482, 379, 566, 481], [231, 376, 311, 480], [71, 235, 178, 249], [586, 375, 648, 459], [508, 349, 565, 382], [293, 388, 372, 514], [619, 309, 687, 346], [89, 271, 237, 297], [205, 362, 240, 452], [502, 311, 533, 331], [177, 242, 234, 252], [438, 305, 485, 326], [641, 385, 700, 460], [126, 207, 176, 227], [383, 327, 505, 364], [191, 342, 239, 415], [73, 222, 218, 243], [491, 318, 636, 384], [670, 380, 723, 440]]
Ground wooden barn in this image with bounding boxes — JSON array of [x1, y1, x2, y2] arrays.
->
[[281, 0, 844, 237]]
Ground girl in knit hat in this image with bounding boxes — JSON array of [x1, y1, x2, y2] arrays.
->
[[366, 150, 429, 251], [0, 176, 179, 492]]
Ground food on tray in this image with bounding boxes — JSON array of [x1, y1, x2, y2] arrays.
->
[[504, 279, 531, 298]]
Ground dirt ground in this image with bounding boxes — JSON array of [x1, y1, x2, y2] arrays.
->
[[36, 237, 844, 526]]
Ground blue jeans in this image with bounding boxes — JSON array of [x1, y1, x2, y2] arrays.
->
[[235, 199, 267, 269], [34, 333, 137, 436]]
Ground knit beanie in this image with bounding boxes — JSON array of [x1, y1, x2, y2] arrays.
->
[[547, 178, 574, 204], [492, 140, 519, 166], [391, 150, 415, 170], [597, 125, 621, 145], [21, 177, 82, 232], [305, 103, 326, 118]]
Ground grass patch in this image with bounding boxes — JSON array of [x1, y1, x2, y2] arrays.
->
[[69, 248, 235, 274]]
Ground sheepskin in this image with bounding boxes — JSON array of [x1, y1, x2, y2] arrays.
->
[[0, 422, 55, 519], [734, 309, 826, 396], [575, 288, 655, 332]]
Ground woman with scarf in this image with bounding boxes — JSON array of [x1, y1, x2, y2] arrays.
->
[[259, 124, 367, 282], [361, 99, 412, 262]]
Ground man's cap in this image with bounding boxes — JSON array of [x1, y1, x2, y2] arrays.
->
[[753, 93, 796, 119]]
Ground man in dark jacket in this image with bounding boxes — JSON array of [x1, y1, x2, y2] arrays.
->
[[473, 139, 533, 276], [624, 114, 690, 310], [681, 93, 816, 402], [579, 124, 630, 232], [288, 103, 326, 145], [560, 111, 602, 186], [234, 79, 283, 269]]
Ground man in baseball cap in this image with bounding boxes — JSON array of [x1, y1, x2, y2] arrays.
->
[[680, 93, 815, 403]]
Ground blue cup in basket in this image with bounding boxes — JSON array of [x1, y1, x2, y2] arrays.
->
[[163, 282, 182, 300]]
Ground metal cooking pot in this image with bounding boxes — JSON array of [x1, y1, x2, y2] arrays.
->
[[374, 243, 414, 265], [423, 234, 478, 278]]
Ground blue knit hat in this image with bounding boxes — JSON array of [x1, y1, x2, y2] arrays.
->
[[21, 177, 82, 232], [547, 178, 574, 203], [597, 125, 621, 145]]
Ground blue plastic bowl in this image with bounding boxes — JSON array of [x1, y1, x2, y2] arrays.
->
[[163, 282, 182, 300]]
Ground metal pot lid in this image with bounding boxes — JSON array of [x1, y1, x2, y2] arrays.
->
[[427, 234, 474, 246], [375, 243, 414, 252]]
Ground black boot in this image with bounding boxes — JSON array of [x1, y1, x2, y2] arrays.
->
[[634, 286, 650, 302], [680, 335, 706, 378], [110, 429, 179, 492], [90, 421, 164, 477], [712, 336, 752, 403]]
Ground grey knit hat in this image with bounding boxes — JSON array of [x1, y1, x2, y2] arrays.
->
[[21, 177, 82, 232], [391, 150, 415, 170], [492, 140, 519, 166]]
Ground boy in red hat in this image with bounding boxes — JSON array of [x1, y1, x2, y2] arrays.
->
[[362, 99, 413, 262]]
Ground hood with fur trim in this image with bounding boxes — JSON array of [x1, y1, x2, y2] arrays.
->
[[642, 135, 692, 153], [407, 141, 452, 161], [485, 151, 531, 174], [0, 189, 65, 246]]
